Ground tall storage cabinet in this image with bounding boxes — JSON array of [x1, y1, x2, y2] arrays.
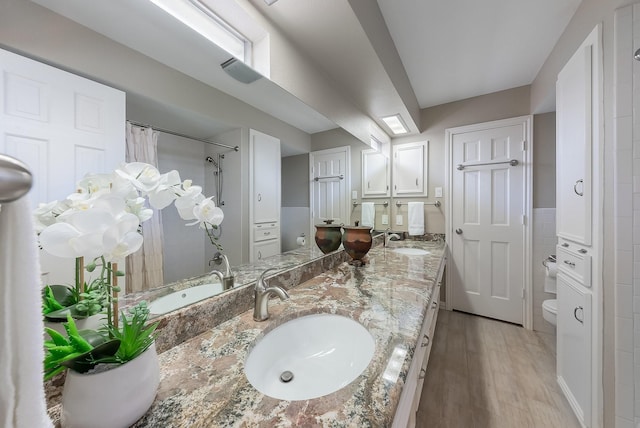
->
[[555, 24, 602, 428], [249, 129, 281, 262]]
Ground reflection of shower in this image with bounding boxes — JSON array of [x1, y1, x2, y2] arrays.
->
[[206, 154, 225, 239]]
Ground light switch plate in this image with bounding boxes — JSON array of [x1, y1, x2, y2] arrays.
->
[[435, 187, 443, 198], [381, 214, 389, 225], [352, 190, 358, 199], [396, 215, 403, 226]]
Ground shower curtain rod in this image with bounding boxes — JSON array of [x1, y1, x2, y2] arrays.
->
[[127, 121, 239, 152]]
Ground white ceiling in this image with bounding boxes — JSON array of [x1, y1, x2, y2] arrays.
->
[[377, 0, 583, 108]]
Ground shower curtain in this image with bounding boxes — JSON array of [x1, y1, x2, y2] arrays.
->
[[125, 122, 164, 294]]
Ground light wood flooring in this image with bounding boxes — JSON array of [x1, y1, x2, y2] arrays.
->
[[415, 310, 581, 428]]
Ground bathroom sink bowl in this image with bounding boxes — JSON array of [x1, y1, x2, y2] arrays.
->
[[393, 247, 430, 256], [244, 313, 375, 401], [148, 282, 224, 315]]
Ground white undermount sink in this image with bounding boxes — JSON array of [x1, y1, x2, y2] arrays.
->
[[244, 313, 375, 401], [148, 282, 223, 315], [393, 247, 430, 256]]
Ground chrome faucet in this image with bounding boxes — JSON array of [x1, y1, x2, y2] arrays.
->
[[384, 228, 402, 246], [209, 252, 234, 290], [253, 268, 289, 321]]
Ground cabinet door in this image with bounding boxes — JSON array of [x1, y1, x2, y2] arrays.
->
[[250, 129, 281, 223], [557, 273, 591, 427], [253, 239, 280, 262], [362, 149, 390, 197], [392, 141, 428, 197], [556, 28, 598, 245]]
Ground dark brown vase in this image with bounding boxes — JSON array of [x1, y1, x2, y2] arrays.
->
[[342, 225, 373, 262], [314, 220, 343, 254]]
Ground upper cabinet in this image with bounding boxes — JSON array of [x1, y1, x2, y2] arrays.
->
[[392, 141, 428, 197], [556, 27, 601, 246], [362, 149, 390, 198]]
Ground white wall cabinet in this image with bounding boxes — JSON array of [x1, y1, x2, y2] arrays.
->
[[554, 24, 602, 428], [392, 141, 428, 197], [362, 149, 390, 197], [249, 129, 281, 262], [556, 27, 596, 246], [556, 272, 592, 427]]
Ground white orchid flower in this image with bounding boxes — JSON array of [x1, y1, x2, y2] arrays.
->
[[76, 173, 113, 194], [115, 162, 162, 194], [148, 170, 182, 210], [174, 186, 204, 221], [102, 212, 144, 260], [126, 197, 154, 223], [33, 200, 60, 232], [190, 197, 224, 227]]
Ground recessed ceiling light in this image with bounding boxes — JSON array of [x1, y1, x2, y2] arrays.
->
[[264, 0, 279, 5], [381, 114, 408, 135]]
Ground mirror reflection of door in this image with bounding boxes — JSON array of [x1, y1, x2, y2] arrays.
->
[[309, 146, 351, 236]]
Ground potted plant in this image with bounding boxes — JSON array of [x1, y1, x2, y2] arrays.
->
[[36, 162, 223, 428]]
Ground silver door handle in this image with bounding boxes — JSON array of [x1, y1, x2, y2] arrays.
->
[[455, 228, 463, 235], [574, 306, 584, 324], [574, 179, 584, 196], [419, 368, 427, 379]]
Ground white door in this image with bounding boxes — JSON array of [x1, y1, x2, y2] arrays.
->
[[0, 48, 126, 284], [448, 117, 530, 325], [310, 146, 350, 234]]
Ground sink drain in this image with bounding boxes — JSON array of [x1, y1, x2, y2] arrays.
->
[[279, 370, 294, 383]]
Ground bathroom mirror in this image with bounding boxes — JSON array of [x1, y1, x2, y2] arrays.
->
[[5, 0, 372, 312]]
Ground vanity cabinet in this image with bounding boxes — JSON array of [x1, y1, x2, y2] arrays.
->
[[362, 149, 390, 198], [392, 253, 446, 428], [249, 129, 281, 262], [392, 141, 428, 197]]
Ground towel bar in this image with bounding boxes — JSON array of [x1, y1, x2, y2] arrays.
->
[[0, 154, 32, 203]]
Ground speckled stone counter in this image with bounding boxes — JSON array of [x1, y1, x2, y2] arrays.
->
[[133, 240, 446, 428]]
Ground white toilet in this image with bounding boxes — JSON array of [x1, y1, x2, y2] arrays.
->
[[542, 257, 557, 326]]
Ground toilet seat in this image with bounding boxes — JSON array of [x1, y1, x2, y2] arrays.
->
[[542, 299, 557, 326]]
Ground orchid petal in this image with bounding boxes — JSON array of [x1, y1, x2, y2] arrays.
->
[[38, 223, 82, 258]]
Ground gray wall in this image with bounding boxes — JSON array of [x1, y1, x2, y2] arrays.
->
[[533, 112, 556, 208], [282, 155, 310, 207]]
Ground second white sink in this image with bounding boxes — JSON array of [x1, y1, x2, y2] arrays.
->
[[244, 313, 375, 401], [393, 247, 430, 256]]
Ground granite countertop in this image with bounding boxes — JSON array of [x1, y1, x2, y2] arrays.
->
[[133, 240, 446, 428]]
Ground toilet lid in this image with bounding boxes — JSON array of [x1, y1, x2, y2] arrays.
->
[[542, 299, 557, 313]]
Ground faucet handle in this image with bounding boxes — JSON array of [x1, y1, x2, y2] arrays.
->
[[257, 267, 279, 290]]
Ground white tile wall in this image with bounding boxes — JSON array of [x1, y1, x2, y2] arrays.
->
[[532, 208, 557, 334], [615, 5, 637, 425]]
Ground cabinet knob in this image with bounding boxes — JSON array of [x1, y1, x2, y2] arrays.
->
[[258, 251, 262, 260], [455, 228, 463, 235], [561, 243, 569, 247], [257, 193, 262, 201], [563, 260, 576, 268], [578, 249, 587, 254], [419, 368, 427, 379], [421, 334, 430, 347]]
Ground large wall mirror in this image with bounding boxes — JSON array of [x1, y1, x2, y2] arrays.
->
[[0, 0, 373, 312]]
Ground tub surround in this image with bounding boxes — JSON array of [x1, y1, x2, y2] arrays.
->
[[132, 240, 446, 427]]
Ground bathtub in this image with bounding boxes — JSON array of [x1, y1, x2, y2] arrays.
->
[[148, 282, 224, 315]]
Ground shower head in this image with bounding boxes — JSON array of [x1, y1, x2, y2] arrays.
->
[[206, 156, 218, 168]]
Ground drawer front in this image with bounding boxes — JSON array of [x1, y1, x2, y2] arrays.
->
[[556, 246, 591, 287], [253, 223, 279, 242]]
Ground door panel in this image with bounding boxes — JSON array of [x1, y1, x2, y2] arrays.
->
[[310, 147, 350, 230], [451, 122, 525, 324]]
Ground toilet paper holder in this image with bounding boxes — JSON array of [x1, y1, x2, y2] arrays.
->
[[542, 255, 556, 268]]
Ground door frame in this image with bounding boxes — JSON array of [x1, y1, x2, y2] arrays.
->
[[309, 146, 351, 240], [445, 115, 533, 329]]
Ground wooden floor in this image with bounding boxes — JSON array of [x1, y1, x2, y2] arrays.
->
[[415, 310, 581, 428]]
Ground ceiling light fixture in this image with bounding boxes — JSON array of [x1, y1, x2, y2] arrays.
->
[[381, 114, 408, 135], [264, 0, 279, 5], [221, 57, 262, 84]]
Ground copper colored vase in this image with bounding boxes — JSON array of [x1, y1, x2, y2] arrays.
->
[[342, 225, 373, 261], [314, 220, 342, 254]]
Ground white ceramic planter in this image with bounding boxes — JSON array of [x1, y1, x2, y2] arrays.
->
[[45, 313, 106, 335], [61, 342, 160, 428]]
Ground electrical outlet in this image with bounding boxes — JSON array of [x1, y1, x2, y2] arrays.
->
[[351, 190, 358, 199], [435, 187, 443, 198], [396, 215, 403, 226], [381, 214, 389, 225]]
